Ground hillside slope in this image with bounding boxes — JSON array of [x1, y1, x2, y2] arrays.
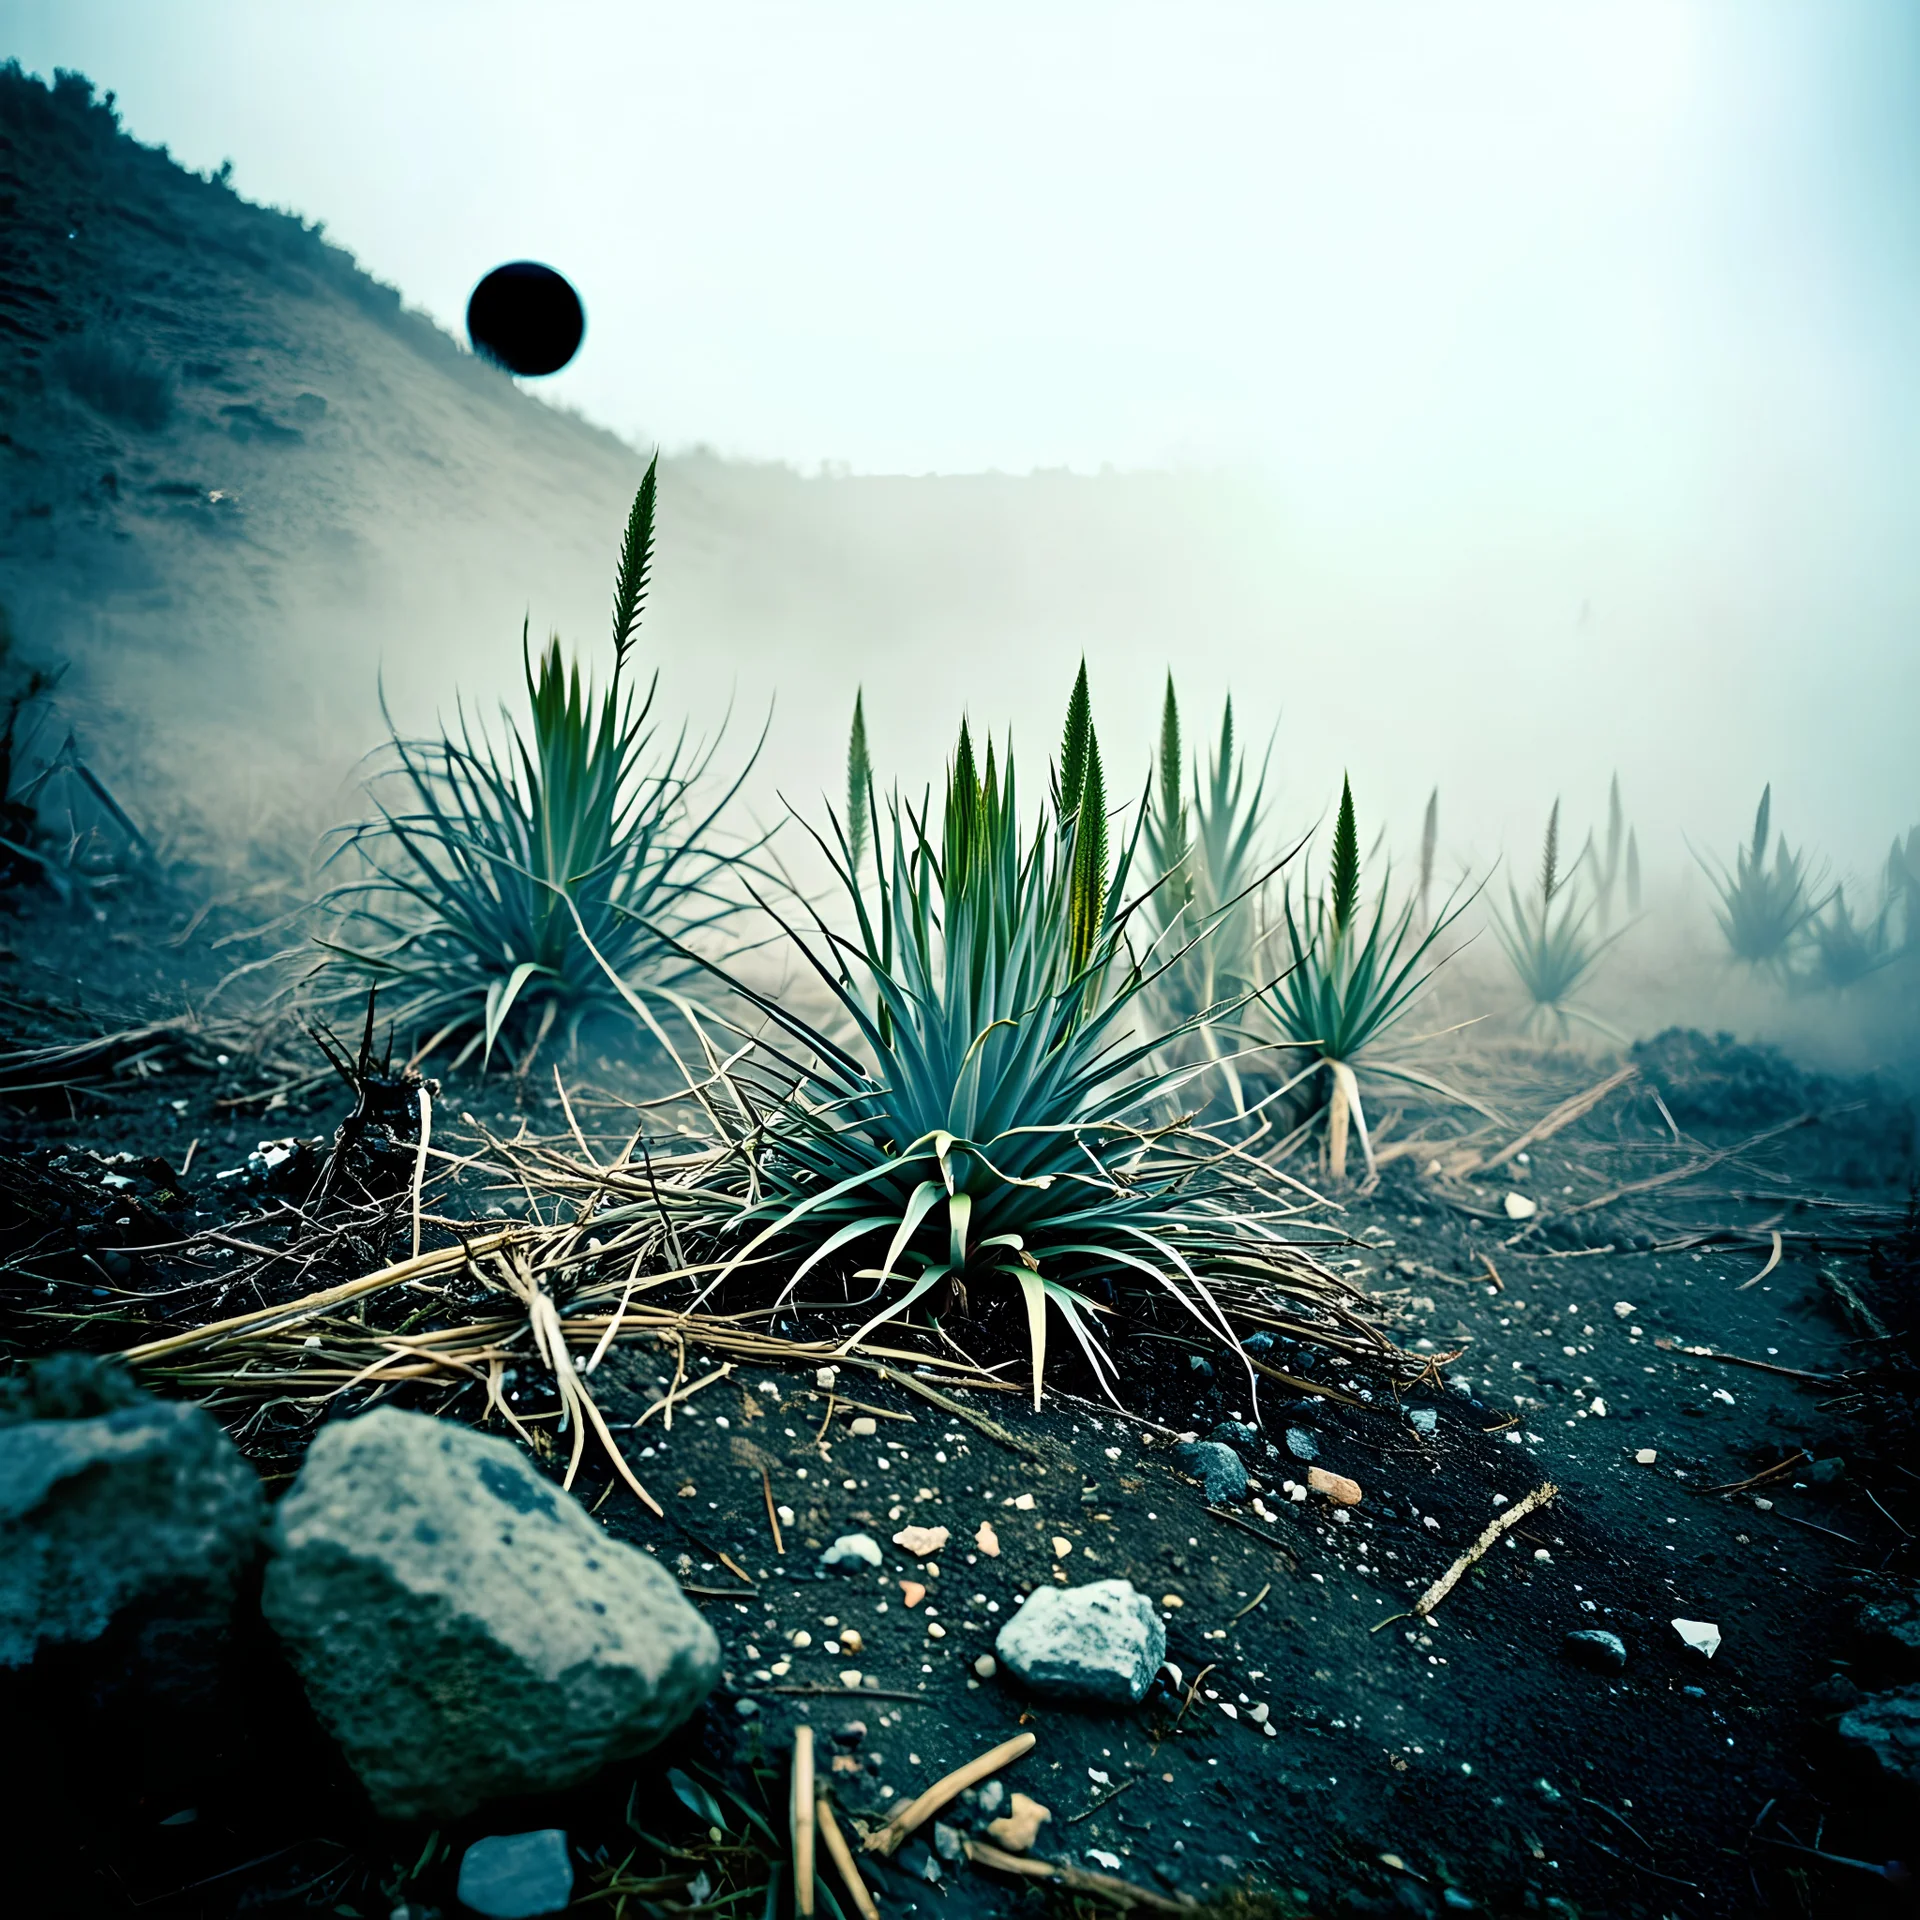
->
[[0, 64, 645, 838], [0, 66, 1274, 859], [9, 60, 1907, 911]]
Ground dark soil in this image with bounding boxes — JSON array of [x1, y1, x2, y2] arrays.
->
[[4, 882, 1918, 1920]]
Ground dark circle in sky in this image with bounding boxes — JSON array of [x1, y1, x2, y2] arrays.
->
[[466, 262, 584, 376]]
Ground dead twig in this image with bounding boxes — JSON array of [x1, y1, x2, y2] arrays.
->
[[1777, 1511, 1861, 1547], [1067, 1775, 1138, 1824], [865, 1731, 1037, 1856], [1412, 1482, 1557, 1619], [814, 1796, 878, 1920], [1735, 1230, 1783, 1292], [636, 1361, 735, 1429], [1230, 1582, 1273, 1622], [1653, 1339, 1837, 1386], [119, 1231, 517, 1362], [790, 1725, 816, 1918], [409, 1085, 432, 1261], [1571, 1113, 1815, 1213], [763, 1685, 932, 1702], [856, 1362, 1045, 1458], [1204, 1507, 1295, 1562], [1690, 1452, 1809, 1498], [1458, 1067, 1638, 1176], [964, 1837, 1197, 1911], [761, 1465, 785, 1555], [1172, 1663, 1218, 1726]]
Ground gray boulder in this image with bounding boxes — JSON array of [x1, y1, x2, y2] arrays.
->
[[262, 1407, 719, 1818], [1837, 1684, 1920, 1798], [0, 1372, 264, 1672], [1175, 1440, 1247, 1505], [995, 1578, 1165, 1705]]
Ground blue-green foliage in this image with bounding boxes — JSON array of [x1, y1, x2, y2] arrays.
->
[[664, 675, 1306, 1407], [317, 457, 757, 1065]]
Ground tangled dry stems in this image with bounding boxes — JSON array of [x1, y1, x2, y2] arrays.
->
[[104, 1073, 1417, 1484]]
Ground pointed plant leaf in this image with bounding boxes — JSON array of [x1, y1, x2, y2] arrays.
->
[[1330, 776, 1359, 935], [483, 959, 543, 1063], [1060, 661, 1092, 822], [1013, 1263, 1050, 1411], [667, 1768, 728, 1833], [610, 454, 658, 671]]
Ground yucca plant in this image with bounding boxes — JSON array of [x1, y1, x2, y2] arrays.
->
[[1887, 828, 1920, 954], [1699, 785, 1823, 973], [1256, 776, 1483, 1181], [1494, 800, 1625, 1039], [316, 457, 760, 1067], [1807, 885, 1896, 991], [844, 689, 873, 878], [637, 670, 1332, 1408], [1416, 788, 1438, 932], [1583, 774, 1635, 931], [1143, 681, 1272, 1063]]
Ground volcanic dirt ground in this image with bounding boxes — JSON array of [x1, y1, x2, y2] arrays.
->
[[3, 884, 1916, 1920]]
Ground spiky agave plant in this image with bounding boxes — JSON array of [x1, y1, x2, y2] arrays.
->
[[1416, 788, 1438, 932], [1585, 774, 1633, 931], [643, 672, 1334, 1408], [1807, 885, 1896, 991], [845, 689, 873, 877], [1257, 776, 1483, 1181], [317, 456, 759, 1066], [1887, 827, 1920, 954], [1144, 682, 1270, 1035], [1699, 785, 1823, 973], [1494, 801, 1625, 1039]]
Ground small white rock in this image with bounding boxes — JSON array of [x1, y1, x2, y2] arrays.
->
[[849, 1416, 878, 1437], [816, 1367, 838, 1390], [1612, 1301, 1635, 1319], [1672, 1618, 1721, 1660], [974, 1654, 997, 1678], [1635, 1448, 1658, 1465], [1504, 1192, 1538, 1221]]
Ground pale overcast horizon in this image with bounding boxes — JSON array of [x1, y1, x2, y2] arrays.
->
[[3, 1, 1915, 486], [4, 1, 1918, 872]]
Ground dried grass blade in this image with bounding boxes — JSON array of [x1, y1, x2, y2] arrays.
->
[[1414, 1482, 1557, 1619]]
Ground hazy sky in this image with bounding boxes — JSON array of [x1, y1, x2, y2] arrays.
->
[[5, 2, 1918, 869], [7, 0, 1918, 481]]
